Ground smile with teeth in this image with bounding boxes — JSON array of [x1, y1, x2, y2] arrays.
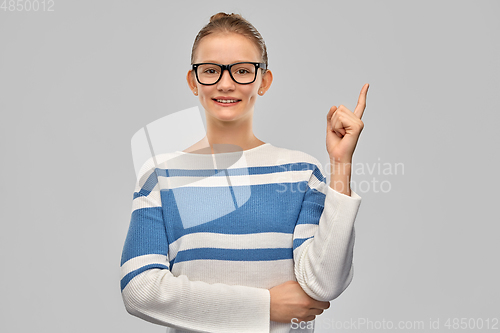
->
[[214, 99, 240, 103]]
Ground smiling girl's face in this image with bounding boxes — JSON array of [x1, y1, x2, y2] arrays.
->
[[187, 32, 272, 124]]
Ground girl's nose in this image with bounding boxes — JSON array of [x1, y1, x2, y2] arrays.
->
[[217, 70, 235, 90]]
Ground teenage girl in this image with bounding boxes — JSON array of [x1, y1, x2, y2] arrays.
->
[[121, 12, 369, 333]]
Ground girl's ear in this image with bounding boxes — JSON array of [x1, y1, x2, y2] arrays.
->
[[259, 69, 273, 93], [186, 70, 197, 92]]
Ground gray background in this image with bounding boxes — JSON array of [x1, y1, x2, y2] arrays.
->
[[1, 0, 499, 332]]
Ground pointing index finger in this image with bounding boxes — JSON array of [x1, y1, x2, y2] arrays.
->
[[354, 83, 369, 119]]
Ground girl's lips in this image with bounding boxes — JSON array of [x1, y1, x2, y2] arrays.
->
[[212, 99, 241, 106]]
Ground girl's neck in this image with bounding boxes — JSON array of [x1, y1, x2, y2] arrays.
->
[[204, 111, 264, 151]]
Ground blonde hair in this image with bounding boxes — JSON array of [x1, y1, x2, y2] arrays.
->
[[191, 12, 268, 73]]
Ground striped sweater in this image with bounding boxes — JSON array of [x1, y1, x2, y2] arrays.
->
[[120, 142, 362, 333]]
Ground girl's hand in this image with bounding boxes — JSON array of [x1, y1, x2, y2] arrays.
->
[[269, 280, 330, 323], [326, 83, 369, 163]]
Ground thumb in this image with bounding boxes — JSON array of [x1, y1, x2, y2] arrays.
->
[[326, 105, 337, 132]]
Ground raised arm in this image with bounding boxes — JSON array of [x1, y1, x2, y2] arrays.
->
[[120, 164, 270, 333], [293, 84, 368, 301]]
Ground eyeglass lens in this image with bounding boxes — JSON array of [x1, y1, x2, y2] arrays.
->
[[197, 63, 257, 84]]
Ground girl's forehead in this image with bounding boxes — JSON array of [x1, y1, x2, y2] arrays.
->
[[195, 33, 260, 63]]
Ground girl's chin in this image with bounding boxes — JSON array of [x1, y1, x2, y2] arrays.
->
[[207, 110, 245, 122]]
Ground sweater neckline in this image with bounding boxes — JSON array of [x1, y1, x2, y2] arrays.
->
[[175, 142, 271, 156]]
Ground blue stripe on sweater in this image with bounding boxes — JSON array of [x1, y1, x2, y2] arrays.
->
[[170, 247, 293, 266], [121, 263, 169, 291], [120, 206, 168, 266], [293, 237, 313, 251], [156, 162, 318, 178], [134, 169, 160, 197]]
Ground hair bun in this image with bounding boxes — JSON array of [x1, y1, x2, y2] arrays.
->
[[209, 12, 240, 23]]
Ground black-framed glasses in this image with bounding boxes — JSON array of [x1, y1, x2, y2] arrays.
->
[[192, 62, 267, 85]]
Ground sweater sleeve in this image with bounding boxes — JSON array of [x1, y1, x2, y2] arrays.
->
[[292, 160, 362, 302], [120, 163, 270, 333]]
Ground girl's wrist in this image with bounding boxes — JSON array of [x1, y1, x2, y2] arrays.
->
[[329, 160, 352, 196], [329, 160, 352, 174]]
